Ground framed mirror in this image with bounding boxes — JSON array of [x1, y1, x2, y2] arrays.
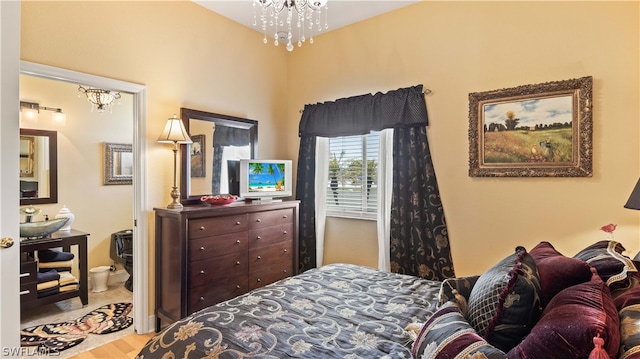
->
[[19, 129, 58, 205], [104, 142, 133, 185], [179, 108, 258, 205]]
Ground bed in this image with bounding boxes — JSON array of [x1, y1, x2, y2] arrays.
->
[[136, 263, 442, 358], [137, 240, 640, 359]]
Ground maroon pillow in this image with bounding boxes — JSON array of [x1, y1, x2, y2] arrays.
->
[[529, 241, 593, 307], [507, 272, 620, 359]]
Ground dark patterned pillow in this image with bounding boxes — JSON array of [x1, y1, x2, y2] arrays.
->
[[438, 275, 479, 315], [411, 301, 507, 359], [573, 240, 638, 291], [529, 241, 593, 307], [465, 246, 542, 353], [614, 285, 640, 359], [507, 272, 620, 358]]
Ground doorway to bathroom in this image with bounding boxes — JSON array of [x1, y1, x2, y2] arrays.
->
[[18, 61, 149, 336]]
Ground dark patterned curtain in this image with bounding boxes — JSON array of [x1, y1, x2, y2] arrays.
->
[[296, 85, 453, 278], [390, 126, 454, 281], [295, 136, 317, 271]]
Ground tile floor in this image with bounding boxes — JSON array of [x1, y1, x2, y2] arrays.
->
[[21, 281, 134, 359]]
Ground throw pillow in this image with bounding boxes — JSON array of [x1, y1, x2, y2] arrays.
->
[[465, 246, 542, 353], [529, 241, 593, 307], [614, 285, 640, 359], [507, 272, 620, 359], [574, 240, 638, 291], [411, 301, 507, 359]]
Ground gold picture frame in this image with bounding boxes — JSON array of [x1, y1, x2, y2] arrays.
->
[[468, 76, 593, 177]]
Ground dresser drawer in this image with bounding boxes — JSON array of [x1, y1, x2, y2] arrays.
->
[[248, 240, 293, 272], [188, 276, 248, 314], [189, 252, 248, 288], [249, 223, 293, 249], [189, 232, 248, 261], [20, 261, 37, 285], [248, 208, 293, 230], [188, 214, 248, 239], [248, 260, 293, 290]]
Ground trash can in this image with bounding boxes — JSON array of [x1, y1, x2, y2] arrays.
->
[[90, 266, 110, 292]]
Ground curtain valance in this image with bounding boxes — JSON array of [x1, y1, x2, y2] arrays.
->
[[213, 125, 251, 147], [298, 85, 428, 138]]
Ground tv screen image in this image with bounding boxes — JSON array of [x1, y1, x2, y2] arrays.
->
[[239, 159, 292, 201], [248, 162, 287, 193]]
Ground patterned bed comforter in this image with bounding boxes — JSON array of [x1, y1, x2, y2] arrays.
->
[[136, 263, 442, 358]]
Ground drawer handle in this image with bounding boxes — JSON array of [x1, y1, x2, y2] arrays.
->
[[257, 278, 261, 282], [256, 236, 261, 240], [236, 261, 241, 265], [200, 270, 205, 274], [283, 231, 288, 235], [236, 285, 241, 289], [19, 273, 30, 278], [256, 218, 262, 223], [236, 239, 241, 244], [200, 296, 205, 301], [283, 269, 287, 273], [20, 290, 30, 296], [283, 249, 288, 253], [236, 221, 241, 225], [199, 226, 205, 231], [283, 214, 288, 218], [199, 246, 205, 251], [257, 256, 262, 260]]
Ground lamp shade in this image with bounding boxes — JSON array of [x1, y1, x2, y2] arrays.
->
[[158, 115, 192, 144], [624, 178, 640, 210]]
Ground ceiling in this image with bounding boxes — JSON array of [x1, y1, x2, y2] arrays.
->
[[194, 1, 419, 40]]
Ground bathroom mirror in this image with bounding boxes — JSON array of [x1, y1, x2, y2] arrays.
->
[[179, 108, 257, 205], [19, 128, 58, 205]]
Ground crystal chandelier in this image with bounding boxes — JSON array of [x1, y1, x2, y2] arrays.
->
[[78, 85, 122, 113], [253, 0, 328, 52]]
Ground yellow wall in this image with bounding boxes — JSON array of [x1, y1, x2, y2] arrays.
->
[[20, 1, 640, 317], [19, 75, 134, 273], [287, 1, 640, 275]]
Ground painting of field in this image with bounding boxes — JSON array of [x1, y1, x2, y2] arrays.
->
[[481, 95, 574, 164], [483, 128, 573, 163]]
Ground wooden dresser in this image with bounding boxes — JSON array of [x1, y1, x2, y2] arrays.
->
[[154, 200, 299, 331]]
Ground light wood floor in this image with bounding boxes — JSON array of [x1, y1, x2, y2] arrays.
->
[[69, 332, 155, 359]]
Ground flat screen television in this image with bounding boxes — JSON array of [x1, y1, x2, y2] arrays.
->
[[239, 159, 292, 202]]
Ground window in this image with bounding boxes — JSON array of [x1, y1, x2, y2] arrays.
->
[[326, 131, 379, 219]]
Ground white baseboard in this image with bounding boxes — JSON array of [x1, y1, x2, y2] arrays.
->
[[108, 269, 130, 285]]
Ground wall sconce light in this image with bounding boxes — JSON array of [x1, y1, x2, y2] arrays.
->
[[19, 101, 66, 125], [78, 85, 121, 113], [157, 114, 192, 209]]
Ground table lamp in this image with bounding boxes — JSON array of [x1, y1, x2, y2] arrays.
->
[[624, 178, 640, 261], [158, 114, 192, 209]]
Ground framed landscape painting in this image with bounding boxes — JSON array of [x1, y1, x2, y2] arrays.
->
[[468, 76, 593, 177]]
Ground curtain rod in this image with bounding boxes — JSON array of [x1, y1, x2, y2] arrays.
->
[[299, 88, 432, 114]]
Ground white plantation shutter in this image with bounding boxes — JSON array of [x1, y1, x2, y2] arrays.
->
[[326, 131, 379, 219]]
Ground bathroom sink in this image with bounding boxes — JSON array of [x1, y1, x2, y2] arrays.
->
[[20, 218, 69, 239]]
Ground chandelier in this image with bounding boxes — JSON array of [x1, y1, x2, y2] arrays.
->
[[78, 85, 122, 113], [253, 0, 328, 52]]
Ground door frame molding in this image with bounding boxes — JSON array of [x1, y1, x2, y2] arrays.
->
[[20, 61, 151, 334]]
